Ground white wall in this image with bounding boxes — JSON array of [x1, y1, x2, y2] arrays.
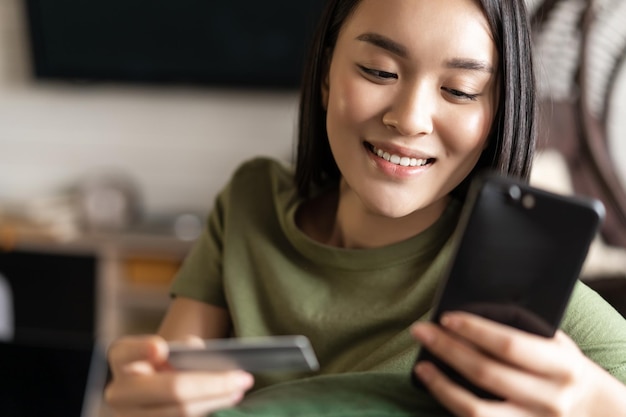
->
[[0, 0, 624, 219], [0, 0, 297, 217]]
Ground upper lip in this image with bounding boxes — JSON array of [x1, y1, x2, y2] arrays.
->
[[365, 141, 436, 161]]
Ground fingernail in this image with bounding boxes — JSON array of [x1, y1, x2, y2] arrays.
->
[[440, 313, 460, 330], [415, 362, 434, 383], [412, 325, 436, 346], [235, 372, 254, 389]]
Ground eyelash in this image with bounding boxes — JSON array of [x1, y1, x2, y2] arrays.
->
[[359, 65, 479, 101], [358, 65, 398, 80], [444, 88, 479, 101]]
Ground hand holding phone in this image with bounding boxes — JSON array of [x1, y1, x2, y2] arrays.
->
[[168, 335, 319, 374], [412, 173, 605, 398]]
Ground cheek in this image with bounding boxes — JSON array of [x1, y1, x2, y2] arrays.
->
[[443, 105, 494, 155], [327, 90, 356, 129], [326, 72, 383, 130]]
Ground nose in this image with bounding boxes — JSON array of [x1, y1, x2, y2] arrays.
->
[[382, 84, 434, 136]]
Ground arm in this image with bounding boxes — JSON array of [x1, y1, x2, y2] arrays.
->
[[412, 312, 626, 417], [158, 296, 231, 341]]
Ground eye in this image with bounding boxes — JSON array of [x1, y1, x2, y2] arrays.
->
[[443, 87, 479, 101], [358, 65, 398, 80]]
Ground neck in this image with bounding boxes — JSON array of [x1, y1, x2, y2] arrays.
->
[[297, 181, 451, 249], [330, 189, 450, 249]]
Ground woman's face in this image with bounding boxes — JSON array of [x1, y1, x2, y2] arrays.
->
[[323, 0, 498, 218]]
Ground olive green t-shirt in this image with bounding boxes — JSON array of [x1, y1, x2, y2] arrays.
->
[[171, 158, 626, 415]]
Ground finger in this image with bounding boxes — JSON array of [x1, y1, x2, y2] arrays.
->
[[438, 312, 579, 377], [414, 361, 535, 417], [178, 335, 206, 348], [108, 335, 169, 377], [105, 370, 254, 407], [166, 335, 206, 351], [413, 322, 559, 403]]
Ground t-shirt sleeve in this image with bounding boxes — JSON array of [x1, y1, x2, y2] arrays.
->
[[562, 281, 626, 382], [169, 180, 231, 309]]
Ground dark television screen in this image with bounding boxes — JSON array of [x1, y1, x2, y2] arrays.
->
[[23, 0, 325, 89]]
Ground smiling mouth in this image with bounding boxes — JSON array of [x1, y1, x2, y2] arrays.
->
[[365, 142, 435, 167]]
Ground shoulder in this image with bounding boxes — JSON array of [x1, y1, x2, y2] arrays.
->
[[219, 157, 297, 211], [230, 157, 293, 187]]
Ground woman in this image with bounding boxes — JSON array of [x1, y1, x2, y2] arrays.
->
[[105, 0, 626, 416]]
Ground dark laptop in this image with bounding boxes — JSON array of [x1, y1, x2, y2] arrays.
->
[[0, 248, 106, 416], [0, 337, 107, 417]]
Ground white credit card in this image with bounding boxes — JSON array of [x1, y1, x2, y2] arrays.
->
[[168, 335, 319, 373]]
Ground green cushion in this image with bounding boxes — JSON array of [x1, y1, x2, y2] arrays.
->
[[212, 372, 451, 417]]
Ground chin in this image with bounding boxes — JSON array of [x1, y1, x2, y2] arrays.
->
[[363, 198, 425, 219]]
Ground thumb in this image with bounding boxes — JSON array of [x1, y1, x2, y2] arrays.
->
[[177, 334, 206, 348], [107, 334, 169, 377]]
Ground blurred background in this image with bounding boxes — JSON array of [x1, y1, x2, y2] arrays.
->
[[0, 0, 323, 223], [0, 0, 625, 415], [0, 0, 325, 347], [0, 2, 323, 415]]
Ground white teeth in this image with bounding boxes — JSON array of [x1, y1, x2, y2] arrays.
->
[[371, 145, 429, 167]]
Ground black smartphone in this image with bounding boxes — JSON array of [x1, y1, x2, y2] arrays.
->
[[411, 173, 605, 399]]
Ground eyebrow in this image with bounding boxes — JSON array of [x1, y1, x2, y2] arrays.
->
[[356, 33, 408, 58], [446, 58, 495, 74], [356, 32, 495, 74]]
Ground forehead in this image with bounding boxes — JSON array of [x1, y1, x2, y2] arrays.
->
[[339, 0, 496, 63]]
